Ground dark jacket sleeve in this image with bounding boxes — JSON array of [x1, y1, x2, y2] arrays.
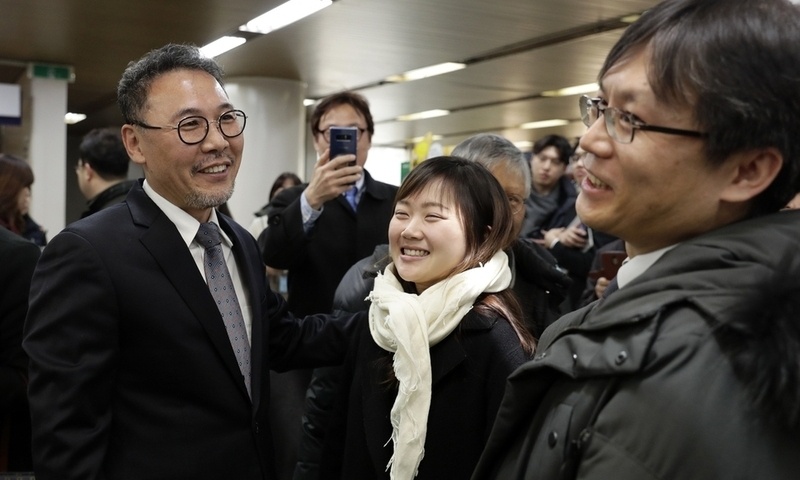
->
[[0, 234, 39, 471], [293, 245, 389, 479], [0, 235, 39, 409], [258, 184, 308, 269], [23, 232, 119, 480]]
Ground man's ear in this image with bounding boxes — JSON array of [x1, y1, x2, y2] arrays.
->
[[720, 147, 783, 203], [82, 162, 96, 181], [121, 125, 146, 166]]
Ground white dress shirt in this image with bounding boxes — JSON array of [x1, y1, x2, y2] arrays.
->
[[142, 180, 253, 341]]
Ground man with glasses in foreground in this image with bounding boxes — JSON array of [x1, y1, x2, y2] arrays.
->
[[23, 43, 358, 480], [473, 0, 800, 478]]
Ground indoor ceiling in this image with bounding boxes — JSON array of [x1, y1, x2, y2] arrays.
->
[[0, 0, 661, 150]]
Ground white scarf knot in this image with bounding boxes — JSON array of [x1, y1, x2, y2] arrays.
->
[[367, 250, 511, 479]]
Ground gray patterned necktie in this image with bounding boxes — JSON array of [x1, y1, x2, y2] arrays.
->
[[195, 222, 251, 397]]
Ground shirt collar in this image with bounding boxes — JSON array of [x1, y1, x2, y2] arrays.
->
[[616, 244, 677, 289], [142, 180, 232, 248], [353, 174, 365, 192]]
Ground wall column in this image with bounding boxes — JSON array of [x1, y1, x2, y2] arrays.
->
[[28, 76, 68, 238], [224, 77, 306, 228]]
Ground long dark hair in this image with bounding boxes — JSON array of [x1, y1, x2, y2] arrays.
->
[[0, 154, 34, 234]]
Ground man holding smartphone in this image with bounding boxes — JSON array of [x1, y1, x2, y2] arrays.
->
[[258, 91, 397, 480]]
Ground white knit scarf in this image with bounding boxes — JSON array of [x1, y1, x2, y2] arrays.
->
[[367, 249, 511, 480]]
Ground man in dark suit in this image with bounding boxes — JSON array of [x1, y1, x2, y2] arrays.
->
[[259, 91, 397, 317], [0, 226, 39, 472], [258, 92, 396, 480], [23, 43, 355, 480]]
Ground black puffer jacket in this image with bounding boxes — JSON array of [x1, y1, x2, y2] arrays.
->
[[473, 210, 800, 480]]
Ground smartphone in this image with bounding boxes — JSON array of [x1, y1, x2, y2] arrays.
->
[[588, 250, 627, 280], [329, 126, 358, 166]]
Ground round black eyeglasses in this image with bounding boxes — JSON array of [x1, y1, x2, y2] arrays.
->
[[133, 110, 247, 145]]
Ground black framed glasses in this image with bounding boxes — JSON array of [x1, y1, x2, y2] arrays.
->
[[317, 126, 367, 143], [133, 109, 247, 145], [579, 95, 707, 144]]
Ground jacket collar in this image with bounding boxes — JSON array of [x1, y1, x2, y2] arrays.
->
[[127, 182, 262, 406]]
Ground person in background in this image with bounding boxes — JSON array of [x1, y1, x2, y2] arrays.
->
[[0, 226, 40, 472], [0, 153, 46, 247], [473, 0, 800, 478], [451, 133, 571, 335], [249, 171, 303, 240], [23, 43, 358, 480], [519, 134, 576, 240], [568, 142, 589, 189], [75, 127, 137, 218], [321, 156, 534, 479], [259, 92, 397, 480], [527, 139, 616, 312], [259, 91, 397, 317], [249, 171, 303, 295]]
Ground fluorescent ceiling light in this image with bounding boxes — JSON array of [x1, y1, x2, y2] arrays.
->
[[396, 109, 450, 121], [411, 134, 443, 143], [64, 112, 86, 124], [200, 36, 247, 58], [385, 62, 466, 83], [240, 0, 333, 34], [620, 14, 641, 23], [540, 83, 599, 97], [303, 98, 316, 107], [513, 141, 533, 150], [520, 119, 570, 130]]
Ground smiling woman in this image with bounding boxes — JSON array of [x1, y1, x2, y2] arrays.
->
[[321, 156, 536, 480]]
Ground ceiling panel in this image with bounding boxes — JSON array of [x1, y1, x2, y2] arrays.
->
[[0, 0, 662, 149]]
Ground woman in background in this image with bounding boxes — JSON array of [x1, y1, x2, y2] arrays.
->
[[0, 153, 47, 247], [248, 171, 303, 294]]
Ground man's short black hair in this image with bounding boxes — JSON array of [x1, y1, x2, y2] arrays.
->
[[117, 43, 224, 125], [600, 0, 800, 214], [310, 91, 375, 139], [79, 128, 130, 179], [532, 135, 573, 166]]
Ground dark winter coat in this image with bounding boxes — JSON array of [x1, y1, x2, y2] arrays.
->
[[323, 310, 530, 480], [473, 210, 800, 480]]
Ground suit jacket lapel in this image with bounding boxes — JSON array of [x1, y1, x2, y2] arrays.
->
[[128, 186, 252, 401]]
